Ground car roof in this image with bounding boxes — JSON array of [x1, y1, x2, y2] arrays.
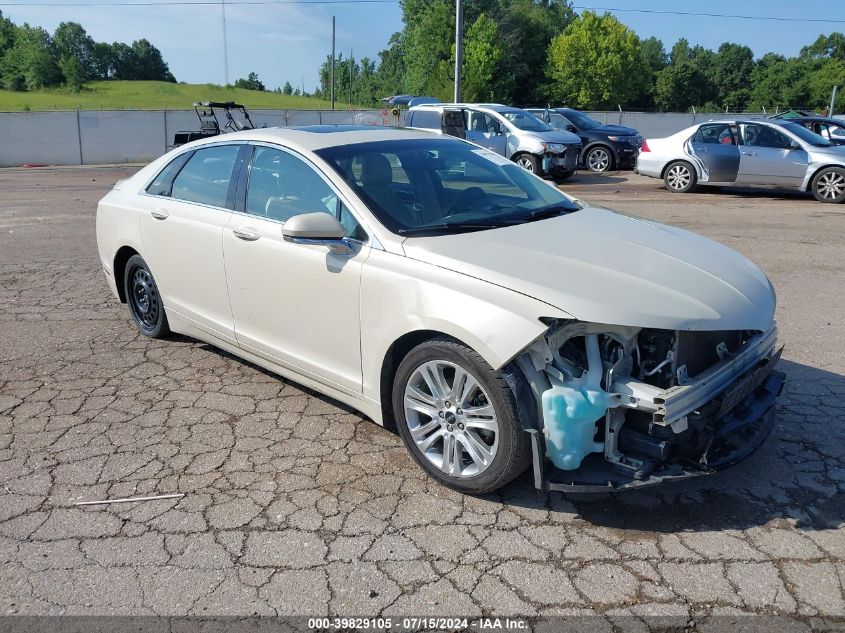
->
[[774, 116, 840, 124], [181, 125, 438, 152]]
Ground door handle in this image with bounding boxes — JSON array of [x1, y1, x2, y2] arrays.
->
[[232, 227, 261, 242], [742, 151, 758, 157], [150, 209, 169, 220]]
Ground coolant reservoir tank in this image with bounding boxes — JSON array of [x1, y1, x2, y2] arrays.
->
[[541, 385, 607, 470]]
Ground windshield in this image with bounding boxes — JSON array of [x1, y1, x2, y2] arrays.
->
[[500, 110, 553, 132], [780, 122, 833, 147], [315, 138, 579, 236], [565, 110, 601, 130]]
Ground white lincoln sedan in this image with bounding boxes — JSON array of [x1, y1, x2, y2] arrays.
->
[[97, 126, 784, 494]]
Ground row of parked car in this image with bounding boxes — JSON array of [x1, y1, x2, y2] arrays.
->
[[406, 102, 845, 204], [405, 103, 643, 178]]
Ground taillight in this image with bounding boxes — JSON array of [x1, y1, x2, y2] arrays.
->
[[640, 140, 651, 152]]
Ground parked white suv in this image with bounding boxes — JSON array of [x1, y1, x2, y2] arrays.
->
[[407, 103, 582, 180]]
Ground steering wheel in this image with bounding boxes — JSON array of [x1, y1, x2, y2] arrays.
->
[[444, 187, 485, 215]]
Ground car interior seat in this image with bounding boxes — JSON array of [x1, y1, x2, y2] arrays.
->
[[359, 153, 415, 227]]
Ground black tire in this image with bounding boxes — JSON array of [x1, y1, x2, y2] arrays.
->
[[123, 254, 170, 338], [553, 170, 575, 183], [585, 146, 614, 173], [514, 153, 540, 175], [392, 337, 531, 494], [811, 167, 845, 203], [663, 160, 697, 193]]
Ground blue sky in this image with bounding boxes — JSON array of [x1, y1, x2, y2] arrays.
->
[[1, 0, 842, 92]]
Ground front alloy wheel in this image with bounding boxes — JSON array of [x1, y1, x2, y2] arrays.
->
[[812, 167, 845, 203], [515, 154, 539, 173], [392, 338, 530, 494], [403, 360, 499, 478], [586, 147, 612, 173]]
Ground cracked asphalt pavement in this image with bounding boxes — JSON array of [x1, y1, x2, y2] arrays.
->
[[0, 166, 843, 629]]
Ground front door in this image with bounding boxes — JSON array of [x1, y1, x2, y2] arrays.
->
[[690, 123, 741, 182], [465, 111, 508, 156], [222, 144, 370, 394], [737, 123, 808, 187], [140, 143, 242, 343]]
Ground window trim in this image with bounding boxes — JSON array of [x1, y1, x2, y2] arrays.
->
[[234, 141, 375, 247], [140, 140, 248, 212]]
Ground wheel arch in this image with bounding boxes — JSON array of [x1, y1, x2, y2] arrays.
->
[[805, 163, 845, 192], [378, 329, 469, 432], [584, 141, 618, 163], [113, 245, 140, 303], [660, 158, 699, 180]]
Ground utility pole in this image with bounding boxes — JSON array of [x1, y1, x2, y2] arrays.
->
[[830, 85, 839, 117], [453, 0, 463, 103], [349, 48, 353, 108], [330, 16, 336, 110], [221, 0, 229, 85]]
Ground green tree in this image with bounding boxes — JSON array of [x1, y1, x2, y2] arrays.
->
[[401, 0, 454, 99], [375, 32, 405, 98], [546, 11, 645, 109], [234, 71, 264, 91], [492, 0, 574, 105], [53, 21, 95, 83], [462, 13, 509, 102], [635, 36, 666, 107], [0, 24, 61, 90], [281, 80, 293, 95], [654, 61, 708, 111], [801, 32, 845, 61], [808, 58, 845, 113], [130, 38, 174, 81], [748, 57, 810, 112], [712, 42, 755, 109]]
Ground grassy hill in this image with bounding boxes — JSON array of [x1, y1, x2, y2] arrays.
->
[[0, 80, 349, 111]]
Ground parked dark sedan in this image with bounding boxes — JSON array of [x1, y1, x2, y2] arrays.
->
[[772, 116, 845, 146], [527, 107, 643, 172]]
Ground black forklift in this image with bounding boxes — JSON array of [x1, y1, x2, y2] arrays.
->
[[172, 102, 255, 147]]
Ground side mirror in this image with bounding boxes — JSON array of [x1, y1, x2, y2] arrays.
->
[[282, 212, 353, 255], [566, 125, 578, 134], [789, 141, 801, 150]]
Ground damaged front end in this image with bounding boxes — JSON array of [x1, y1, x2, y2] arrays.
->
[[507, 320, 785, 492]]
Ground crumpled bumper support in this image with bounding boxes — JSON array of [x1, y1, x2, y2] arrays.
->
[[526, 350, 786, 493]]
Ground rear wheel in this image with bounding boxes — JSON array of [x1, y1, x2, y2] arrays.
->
[[811, 167, 845, 203], [663, 160, 697, 193], [553, 170, 575, 182], [586, 146, 613, 173], [392, 338, 530, 494], [514, 153, 540, 174], [124, 254, 170, 338]]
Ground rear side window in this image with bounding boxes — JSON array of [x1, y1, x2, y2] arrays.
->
[[170, 145, 240, 208], [146, 152, 192, 196], [694, 123, 736, 145], [408, 109, 441, 130]]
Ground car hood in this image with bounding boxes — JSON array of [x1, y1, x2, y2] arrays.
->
[[402, 207, 776, 332], [524, 130, 582, 145], [593, 124, 640, 136]]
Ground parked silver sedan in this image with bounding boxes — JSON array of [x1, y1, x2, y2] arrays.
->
[[637, 119, 845, 203]]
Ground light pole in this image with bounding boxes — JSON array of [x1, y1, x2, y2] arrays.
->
[[330, 16, 336, 110], [453, 0, 463, 103]]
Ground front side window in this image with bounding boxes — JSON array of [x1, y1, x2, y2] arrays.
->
[[245, 146, 365, 240], [500, 110, 552, 132], [316, 138, 579, 236], [468, 111, 499, 134], [779, 123, 831, 148], [741, 124, 792, 149], [564, 110, 601, 130], [548, 113, 574, 131], [170, 145, 240, 207]]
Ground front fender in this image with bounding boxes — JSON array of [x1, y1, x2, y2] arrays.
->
[[360, 249, 571, 410]]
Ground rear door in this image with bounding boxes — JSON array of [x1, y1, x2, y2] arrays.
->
[[465, 110, 508, 156], [737, 123, 808, 186], [140, 143, 243, 343], [689, 123, 741, 182]]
